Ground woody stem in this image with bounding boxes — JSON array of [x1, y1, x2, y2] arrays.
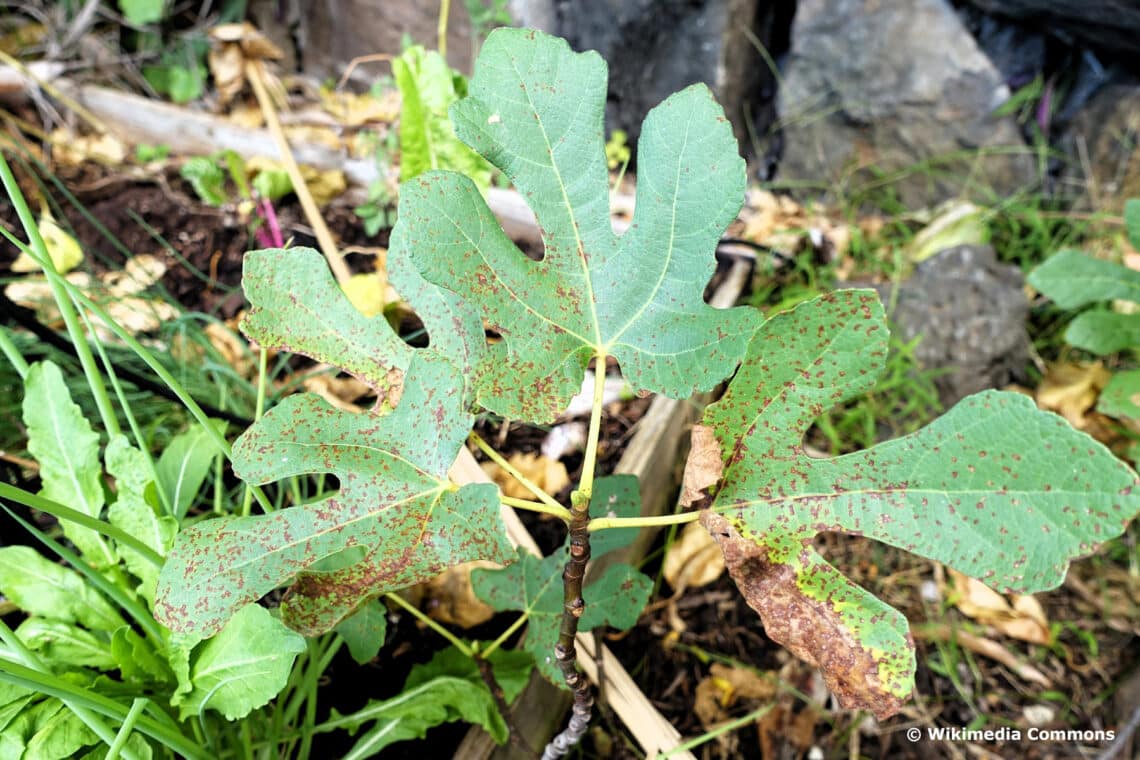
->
[[543, 352, 608, 759]]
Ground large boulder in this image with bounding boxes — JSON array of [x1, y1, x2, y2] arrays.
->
[[777, 0, 1036, 208], [964, 0, 1140, 61], [511, 0, 785, 155], [886, 245, 1030, 406]]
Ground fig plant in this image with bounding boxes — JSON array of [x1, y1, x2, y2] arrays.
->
[[155, 28, 1140, 754]]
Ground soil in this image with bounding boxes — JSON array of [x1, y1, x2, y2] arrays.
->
[[3, 161, 1138, 760]]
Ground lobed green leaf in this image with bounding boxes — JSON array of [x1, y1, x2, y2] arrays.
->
[[155, 353, 512, 637], [690, 289, 1140, 718], [472, 549, 651, 684], [394, 28, 758, 422]]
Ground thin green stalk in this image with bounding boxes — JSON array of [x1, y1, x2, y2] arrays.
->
[[479, 612, 529, 658], [438, 0, 451, 55], [242, 347, 270, 517], [384, 592, 473, 658], [0, 619, 143, 760], [0, 326, 30, 378], [501, 495, 571, 522], [0, 150, 120, 438], [575, 355, 609, 502], [661, 704, 773, 757], [0, 486, 162, 566], [83, 309, 174, 516], [0, 658, 207, 760], [588, 510, 702, 532], [105, 698, 148, 760], [298, 636, 342, 760], [469, 431, 563, 510]]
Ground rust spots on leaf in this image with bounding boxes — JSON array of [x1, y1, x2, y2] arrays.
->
[[700, 511, 910, 720]]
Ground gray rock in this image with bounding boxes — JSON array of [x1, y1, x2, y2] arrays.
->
[[777, 0, 1036, 208], [885, 245, 1030, 406], [514, 0, 778, 154], [1057, 84, 1140, 212], [964, 0, 1140, 60]]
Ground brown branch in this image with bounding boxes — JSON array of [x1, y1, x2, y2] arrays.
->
[[544, 490, 595, 759]]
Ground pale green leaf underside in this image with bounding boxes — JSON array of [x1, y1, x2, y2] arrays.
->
[[472, 549, 651, 684], [1027, 248, 1140, 309], [241, 247, 413, 398], [397, 28, 758, 422], [155, 353, 512, 637], [702, 290, 1140, 714]]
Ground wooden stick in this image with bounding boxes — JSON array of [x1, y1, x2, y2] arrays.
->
[[244, 59, 351, 285]]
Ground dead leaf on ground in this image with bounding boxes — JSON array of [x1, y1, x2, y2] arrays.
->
[[319, 86, 400, 126], [203, 320, 255, 379], [481, 452, 570, 501], [757, 703, 818, 760], [663, 522, 725, 591], [11, 215, 83, 273], [1036, 361, 1111, 429], [208, 22, 283, 106], [420, 560, 500, 628], [945, 568, 1052, 645], [48, 129, 127, 167], [694, 662, 777, 730], [104, 254, 167, 297]]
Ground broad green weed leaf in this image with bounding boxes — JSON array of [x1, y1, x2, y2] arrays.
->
[[111, 627, 174, 685], [173, 604, 304, 721], [15, 619, 116, 670], [23, 701, 98, 760], [334, 599, 388, 665], [321, 676, 504, 753], [155, 421, 225, 519], [156, 353, 512, 637], [241, 248, 413, 402], [394, 28, 758, 422], [1064, 310, 1140, 355], [23, 361, 115, 567], [394, 45, 493, 191], [107, 436, 176, 603], [2, 699, 61, 760], [0, 547, 125, 632], [1099, 369, 1140, 419], [1028, 249, 1140, 309], [118, 0, 165, 25], [471, 549, 651, 684], [688, 290, 1140, 718]]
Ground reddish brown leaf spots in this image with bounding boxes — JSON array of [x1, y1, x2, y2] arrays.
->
[[700, 512, 908, 720]]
